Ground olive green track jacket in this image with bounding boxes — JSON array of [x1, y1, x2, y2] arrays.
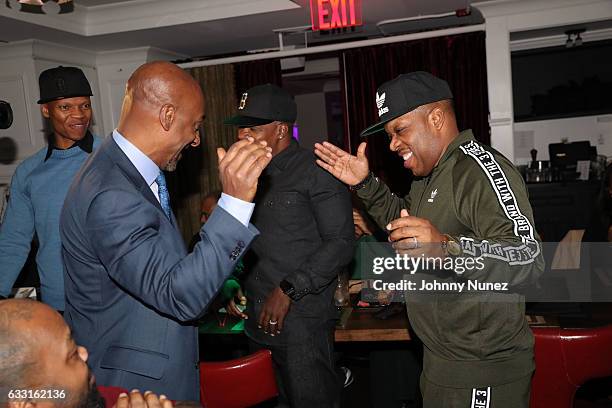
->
[[357, 130, 544, 387]]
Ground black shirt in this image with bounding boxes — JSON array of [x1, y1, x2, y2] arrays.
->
[[44, 131, 94, 162], [244, 139, 354, 344]]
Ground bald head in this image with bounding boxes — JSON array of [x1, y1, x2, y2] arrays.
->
[[117, 61, 205, 171], [126, 61, 201, 110], [0, 299, 49, 387], [1, 300, 97, 408]]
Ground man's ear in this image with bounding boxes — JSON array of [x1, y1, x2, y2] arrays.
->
[[159, 104, 176, 131], [428, 107, 445, 131], [41, 104, 50, 119]]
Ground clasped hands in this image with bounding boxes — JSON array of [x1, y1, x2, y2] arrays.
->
[[217, 137, 273, 202], [387, 209, 446, 257]]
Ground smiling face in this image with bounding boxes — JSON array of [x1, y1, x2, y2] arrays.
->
[[162, 89, 204, 172], [41, 96, 92, 149], [383, 104, 449, 177]]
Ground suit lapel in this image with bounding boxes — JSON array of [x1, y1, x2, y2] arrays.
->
[[101, 136, 165, 215]]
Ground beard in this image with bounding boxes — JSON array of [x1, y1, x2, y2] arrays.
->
[[163, 151, 183, 172], [164, 159, 178, 172], [74, 377, 105, 408]]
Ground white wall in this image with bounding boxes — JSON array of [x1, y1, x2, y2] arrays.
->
[[96, 47, 186, 137], [514, 114, 612, 163], [474, 0, 612, 163], [0, 40, 185, 184], [0, 40, 101, 184]]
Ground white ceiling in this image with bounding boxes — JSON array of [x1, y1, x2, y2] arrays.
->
[[0, 0, 474, 58], [76, 0, 139, 5]]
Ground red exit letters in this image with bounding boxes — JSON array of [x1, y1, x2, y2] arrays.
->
[[310, 0, 363, 31]]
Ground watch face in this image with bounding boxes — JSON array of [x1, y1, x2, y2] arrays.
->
[[447, 240, 462, 256]]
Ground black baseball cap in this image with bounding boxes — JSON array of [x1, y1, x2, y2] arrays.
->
[[224, 84, 297, 127], [37, 66, 93, 104], [360, 71, 453, 137]]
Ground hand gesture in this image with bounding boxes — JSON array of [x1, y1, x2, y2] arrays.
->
[[314, 141, 369, 186], [114, 390, 173, 408], [353, 209, 373, 237], [217, 137, 272, 202], [225, 285, 248, 320], [258, 287, 291, 337], [386, 209, 445, 256]]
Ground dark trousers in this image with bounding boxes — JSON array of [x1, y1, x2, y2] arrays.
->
[[370, 346, 422, 408], [420, 373, 532, 408], [248, 318, 340, 408]]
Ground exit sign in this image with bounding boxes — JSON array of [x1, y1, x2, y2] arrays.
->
[[310, 0, 363, 31]]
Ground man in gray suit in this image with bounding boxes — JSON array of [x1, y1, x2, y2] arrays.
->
[[60, 61, 272, 400]]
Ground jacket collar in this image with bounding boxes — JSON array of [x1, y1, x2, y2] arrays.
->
[[265, 138, 299, 175], [99, 135, 164, 214], [436, 129, 475, 168]]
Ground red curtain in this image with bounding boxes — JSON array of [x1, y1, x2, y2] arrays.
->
[[341, 31, 489, 195], [234, 59, 283, 98]]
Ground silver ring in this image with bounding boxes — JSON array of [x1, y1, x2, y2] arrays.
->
[[269, 319, 278, 325], [411, 236, 419, 249]]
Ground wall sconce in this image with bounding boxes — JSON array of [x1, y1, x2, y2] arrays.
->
[[5, 0, 74, 14], [565, 28, 585, 48]]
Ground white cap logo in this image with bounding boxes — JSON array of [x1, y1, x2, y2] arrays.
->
[[376, 92, 389, 117], [239, 92, 248, 110]]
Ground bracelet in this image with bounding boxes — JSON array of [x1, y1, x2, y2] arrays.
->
[[349, 172, 373, 191]]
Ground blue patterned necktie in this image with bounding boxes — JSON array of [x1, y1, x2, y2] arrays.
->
[[156, 172, 171, 219]]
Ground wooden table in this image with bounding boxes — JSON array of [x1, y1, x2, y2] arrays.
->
[[199, 305, 568, 343], [198, 306, 411, 342], [334, 306, 410, 342]]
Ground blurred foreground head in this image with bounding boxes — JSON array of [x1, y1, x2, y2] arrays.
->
[[0, 299, 103, 408]]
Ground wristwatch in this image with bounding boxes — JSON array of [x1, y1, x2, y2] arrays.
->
[[441, 234, 462, 256], [279, 279, 297, 300], [349, 172, 373, 192]]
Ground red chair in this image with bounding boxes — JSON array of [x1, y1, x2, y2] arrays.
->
[[98, 385, 128, 408], [199, 349, 278, 408], [531, 325, 612, 408]]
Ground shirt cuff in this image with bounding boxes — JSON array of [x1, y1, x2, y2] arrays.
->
[[218, 193, 255, 227]]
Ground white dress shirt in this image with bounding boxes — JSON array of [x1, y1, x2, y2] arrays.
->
[[112, 130, 254, 226]]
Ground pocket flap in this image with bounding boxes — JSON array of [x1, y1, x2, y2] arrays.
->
[[100, 345, 169, 380]]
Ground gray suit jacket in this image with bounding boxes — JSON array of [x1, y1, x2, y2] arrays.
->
[[60, 136, 257, 400]]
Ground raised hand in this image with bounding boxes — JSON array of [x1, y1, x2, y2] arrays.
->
[[314, 141, 369, 186], [217, 137, 272, 202]]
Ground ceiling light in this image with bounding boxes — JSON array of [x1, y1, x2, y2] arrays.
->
[[5, 0, 74, 14]]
